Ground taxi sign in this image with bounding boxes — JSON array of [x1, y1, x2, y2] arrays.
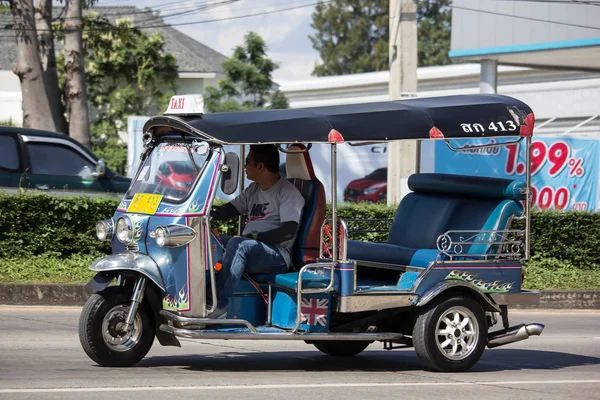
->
[[127, 193, 163, 215], [164, 95, 204, 116]]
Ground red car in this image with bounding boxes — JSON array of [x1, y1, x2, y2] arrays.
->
[[344, 167, 387, 203]]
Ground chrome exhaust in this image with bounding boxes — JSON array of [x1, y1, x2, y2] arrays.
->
[[487, 323, 545, 349]]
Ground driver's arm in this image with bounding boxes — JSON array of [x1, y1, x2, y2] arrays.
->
[[248, 221, 298, 246], [211, 203, 241, 221]]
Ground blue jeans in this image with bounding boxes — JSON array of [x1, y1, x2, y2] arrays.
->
[[216, 236, 288, 309]]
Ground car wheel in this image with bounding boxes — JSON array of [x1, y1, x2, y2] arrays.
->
[[412, 296, 487, 372]]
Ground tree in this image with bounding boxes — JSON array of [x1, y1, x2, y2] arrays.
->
[[310, 0, 388, 76], [204, 31, 288, 113], [417, 0, 451, 67], [8, 0, 57, 130], [310, 0, 452, 76], [56, 14, 178, 173], [35, 0, 67, 133], [63, 0, 90, 147]]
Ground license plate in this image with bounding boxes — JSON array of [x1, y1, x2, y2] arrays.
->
[[127, 193, 163, 215]]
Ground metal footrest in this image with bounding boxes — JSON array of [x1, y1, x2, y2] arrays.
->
[[160, 322, 404, 341]]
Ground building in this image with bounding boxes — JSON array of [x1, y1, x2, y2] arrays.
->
[[0, 7, 227, 124], [279, 63, 600, 137]]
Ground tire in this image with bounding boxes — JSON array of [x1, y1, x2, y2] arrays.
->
[[79, 286, 155, 367], [312, 341, 371, 357], [412, 296, 487, 372]]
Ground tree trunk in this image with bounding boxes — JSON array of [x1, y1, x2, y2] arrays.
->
[[10, 0, 57, 131], [64, 0, 90, 147], [35, 0, 68, 134]]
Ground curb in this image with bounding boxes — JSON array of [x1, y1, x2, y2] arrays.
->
[[0, 283, 599, 309]]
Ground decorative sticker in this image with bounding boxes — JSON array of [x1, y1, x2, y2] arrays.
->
[[444, 270, 514, 293], [300, 298, 328, 326], [127, 193, 163, 215]]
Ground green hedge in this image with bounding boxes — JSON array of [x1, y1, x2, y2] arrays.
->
[[0, 193, 117, 258], [0, 193, 598, 287]]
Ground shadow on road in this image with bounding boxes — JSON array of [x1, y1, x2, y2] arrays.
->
[[136, 348, 600, 373]]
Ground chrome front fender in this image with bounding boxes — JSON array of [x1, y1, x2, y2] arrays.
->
[[90, 252, 166, 291]]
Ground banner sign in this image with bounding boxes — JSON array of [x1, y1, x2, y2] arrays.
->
[[433, 137, 600, 211]]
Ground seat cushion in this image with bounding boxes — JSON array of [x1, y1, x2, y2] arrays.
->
[[347, 240, 420, 266], [274, 271, 331, 289]]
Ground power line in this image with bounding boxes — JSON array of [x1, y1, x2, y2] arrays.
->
[[1, 0, 331, 35], [449, 3, 600, 30]]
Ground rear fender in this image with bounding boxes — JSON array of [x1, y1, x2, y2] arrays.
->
[[415, 280, 500, 313]]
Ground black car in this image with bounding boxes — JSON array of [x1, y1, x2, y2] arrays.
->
[[0, 126, 130, 195]]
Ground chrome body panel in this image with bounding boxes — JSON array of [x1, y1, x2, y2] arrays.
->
[[337, 293, 415, 313], [90, 252, 165, 291], [489, 290, 541, 306]]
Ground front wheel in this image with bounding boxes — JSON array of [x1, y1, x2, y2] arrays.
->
[[311, 341, 371, 357], [79, 286, 155, 367], [412, 296, 487, 372]]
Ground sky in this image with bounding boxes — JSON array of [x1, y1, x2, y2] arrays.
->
[[99, 0, 323, 83]]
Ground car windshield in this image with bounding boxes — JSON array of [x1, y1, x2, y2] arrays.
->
[[365, 168, 387, 181], [127, 141, 210, 202]]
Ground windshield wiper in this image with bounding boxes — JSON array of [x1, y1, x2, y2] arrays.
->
[[183, 138, 200, 176]]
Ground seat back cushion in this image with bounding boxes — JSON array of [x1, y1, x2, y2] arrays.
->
[[285, 144, 327, 269], [388, 173, 524, 254]]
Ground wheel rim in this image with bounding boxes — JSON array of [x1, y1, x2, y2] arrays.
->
[[434, 306, 479, 361], [101, 304, 143, 352]]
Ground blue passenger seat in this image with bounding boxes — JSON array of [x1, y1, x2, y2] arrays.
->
[[347, 173, 525, 269]]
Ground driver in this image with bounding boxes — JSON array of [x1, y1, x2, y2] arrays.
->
[[210, 144, 305, 319]]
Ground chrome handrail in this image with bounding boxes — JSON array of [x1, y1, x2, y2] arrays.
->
[[319, 218, 348, 261]]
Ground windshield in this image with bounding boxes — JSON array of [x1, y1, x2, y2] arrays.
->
[[127, 141, 210, 202]]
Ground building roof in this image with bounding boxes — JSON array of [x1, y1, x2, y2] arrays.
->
[[0, 6, 226, 74]]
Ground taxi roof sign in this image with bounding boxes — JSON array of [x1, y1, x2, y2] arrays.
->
[[164, 95, 204, 116]]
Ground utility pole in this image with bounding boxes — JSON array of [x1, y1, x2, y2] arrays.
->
[[387, 0, 418, 205]]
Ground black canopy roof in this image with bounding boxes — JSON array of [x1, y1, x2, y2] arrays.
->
[[143, 94, 534, 144]]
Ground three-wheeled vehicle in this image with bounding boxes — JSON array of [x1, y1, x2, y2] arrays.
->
[[80, 94, 544, 372]]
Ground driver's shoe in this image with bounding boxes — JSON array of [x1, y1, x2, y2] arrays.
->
[[207, 307, 227, 320]]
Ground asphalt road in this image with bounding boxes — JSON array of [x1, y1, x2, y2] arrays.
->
[[0, 306, 599, 400]]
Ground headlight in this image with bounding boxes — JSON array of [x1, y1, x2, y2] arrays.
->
[[154, 224, 196, 247], [116, 216, 134, 244], [95, 219, 114, 241], [363, 187, 380, 194], [155, 226, 168, 247]]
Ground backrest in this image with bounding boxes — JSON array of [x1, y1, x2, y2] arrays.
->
[[388, 173, 524, 254], [285, 144, 327, 270]]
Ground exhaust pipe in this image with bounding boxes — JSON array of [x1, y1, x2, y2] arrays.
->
[[487, 323, 545, 349]]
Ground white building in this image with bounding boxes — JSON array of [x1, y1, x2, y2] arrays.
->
[[279, 63, 600, 137]]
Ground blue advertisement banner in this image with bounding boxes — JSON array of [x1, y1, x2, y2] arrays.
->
[[433, 137, 600, 211]]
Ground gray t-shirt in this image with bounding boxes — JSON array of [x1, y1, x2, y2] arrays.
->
[[230, 178, 305, 267]]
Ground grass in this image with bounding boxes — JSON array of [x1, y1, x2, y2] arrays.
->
[[1, 254, 599, 290], [0, 252, 99, 283]]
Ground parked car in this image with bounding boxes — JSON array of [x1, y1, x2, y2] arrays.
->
[[344, 167, 387, 203], [0, 126, 130, 195]]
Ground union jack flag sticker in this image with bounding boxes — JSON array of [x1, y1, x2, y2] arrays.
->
[[300, 298, 329, 326]]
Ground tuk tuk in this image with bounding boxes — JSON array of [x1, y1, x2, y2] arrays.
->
[[79, 93, 543, 372]]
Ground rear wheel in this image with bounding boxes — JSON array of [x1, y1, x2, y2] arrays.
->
[[412, 296, 486, 372], [79, 286, 155, 367], [311, 341, 371, 357]]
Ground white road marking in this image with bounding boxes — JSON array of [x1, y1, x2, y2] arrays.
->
[[2, 380, 600, 393]]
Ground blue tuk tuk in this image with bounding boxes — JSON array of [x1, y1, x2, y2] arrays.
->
[[80, 93, 543, 372]]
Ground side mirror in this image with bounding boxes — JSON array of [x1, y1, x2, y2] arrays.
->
[[92, 160, 106, 178], [220, 152, 239, 195]]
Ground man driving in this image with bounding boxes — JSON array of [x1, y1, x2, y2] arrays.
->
[[209, 144, 305, 319]]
